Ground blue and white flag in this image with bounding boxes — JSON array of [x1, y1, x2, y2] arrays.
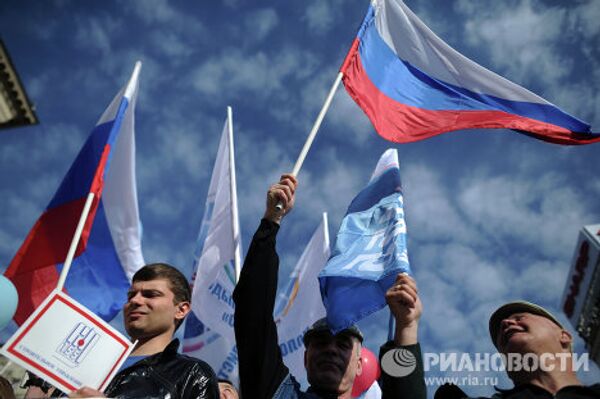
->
[[184, 108, 241, 384], [275, 213, 330, 380], [319, 149, 410, 333]]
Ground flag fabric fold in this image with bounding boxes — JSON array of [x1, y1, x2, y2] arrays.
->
[[5, 63, 145, 325], [319, 149, 410, 333], [275, 213, 330, 379], [341, 0, 600, 145], [184, 115, 241, 383]]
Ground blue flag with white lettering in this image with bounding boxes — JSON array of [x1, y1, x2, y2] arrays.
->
[[319, 149, 410, 333]]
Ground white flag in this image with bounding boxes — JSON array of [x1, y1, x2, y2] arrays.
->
[[275, 213, 330, 380], [184, 108, 241, 383]]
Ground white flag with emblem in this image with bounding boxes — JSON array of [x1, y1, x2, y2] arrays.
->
[[275, 213, 330, 380], [184, 107, 241, 383]]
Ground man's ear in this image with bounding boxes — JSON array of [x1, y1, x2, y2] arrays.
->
[[175, 301, 191, 321], [559, 329, 573, 350]]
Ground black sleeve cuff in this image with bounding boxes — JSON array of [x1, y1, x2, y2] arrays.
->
[[256, 218, 280, 238], [379, 342, 426, 399]]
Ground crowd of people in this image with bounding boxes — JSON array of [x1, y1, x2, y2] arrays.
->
[[4, 175, 598, 398]]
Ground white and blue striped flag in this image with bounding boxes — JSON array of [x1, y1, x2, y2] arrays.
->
[[275, 213, 330, 381], [319, 149, 410, 333], [184, 108, 241, 384]]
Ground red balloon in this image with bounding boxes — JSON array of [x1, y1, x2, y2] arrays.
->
[[351, 347, 381, 397]]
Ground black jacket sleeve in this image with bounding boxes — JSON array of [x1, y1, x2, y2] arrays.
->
[[379, 341, 427, 399], [181, 361, 220, 399], [233, 219, 289, 399]]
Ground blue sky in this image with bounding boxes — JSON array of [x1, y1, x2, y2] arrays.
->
[[1, 0, 599, 395]]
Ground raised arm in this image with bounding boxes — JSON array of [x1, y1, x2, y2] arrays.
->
[[232, 174, 297, 399], [380, 273, 426, 399]]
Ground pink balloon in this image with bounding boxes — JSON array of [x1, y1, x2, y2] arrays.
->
[[351, 347, 381, 397]]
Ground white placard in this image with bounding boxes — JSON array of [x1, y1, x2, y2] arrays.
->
[[0, 290, 134, 393]]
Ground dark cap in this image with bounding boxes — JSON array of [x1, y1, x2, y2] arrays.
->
[[303, 317, 363, 346], [489, 301, 564, 347]]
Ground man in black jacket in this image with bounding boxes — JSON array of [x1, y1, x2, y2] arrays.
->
[[233, 174, 426, 399], [67, 263, 220, 398]]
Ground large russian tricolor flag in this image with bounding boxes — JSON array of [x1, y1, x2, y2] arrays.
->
[[341, 0, 600, 145], [4, 62, 145, 325]]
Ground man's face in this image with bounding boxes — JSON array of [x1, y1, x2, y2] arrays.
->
[[123, 278, 188, 339], [495, 312, 568, 355], [304, 332, 362, 394]]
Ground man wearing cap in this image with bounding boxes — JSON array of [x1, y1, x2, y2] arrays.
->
[[233, 175, 426, 399], [434, 300, 600, 398]]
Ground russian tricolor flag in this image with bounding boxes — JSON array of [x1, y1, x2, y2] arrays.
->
[[341, 0, 600, 145], [4, 62, 145, 325]]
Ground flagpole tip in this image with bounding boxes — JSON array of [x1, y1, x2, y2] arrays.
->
[[125, 62, 142, 100]]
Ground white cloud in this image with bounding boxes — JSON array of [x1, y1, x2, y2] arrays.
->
[[74, 15, 119, 55], [149, 31, 193, 58], [457, 173, 589, 258], [456, 0, 571, 86], [590, 180, 600, 197], [223, 0, 240, 9], [126, 0, 179, 25], [419, 270, 472, 348], [137, 115, 213, 188], [402, 164, 478, 245], [298, 150, 364, 225], [304, 1, 334, 34], [511, 260, 567, 304], [125, 0, 205, 39], [191, 46, 318, 103], [436, 244, 510, 301], [327, 89, 373, 146], [568, 1, 600, 39], [245, 8, 279, 42]]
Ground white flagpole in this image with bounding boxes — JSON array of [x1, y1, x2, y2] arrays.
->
[[56, 192, 96, 291], [56, 62, 142, 291], [388, 312, 395, 342], [291, 72, 344, 176], [275, 72, 344, 210], [322, 212, 330, 252], [227, 106, 242, 283]]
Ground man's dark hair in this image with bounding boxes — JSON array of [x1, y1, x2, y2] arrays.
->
[[132, 263, 191, 304]]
